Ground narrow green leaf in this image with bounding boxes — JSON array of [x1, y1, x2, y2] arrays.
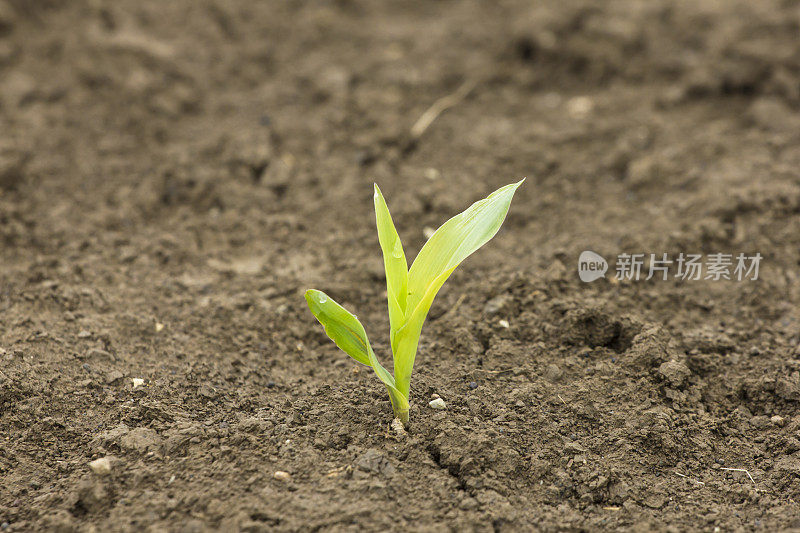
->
[[373, 184, 408, 351], [393, 180, 524, 396], [304, 289, 409, 416]]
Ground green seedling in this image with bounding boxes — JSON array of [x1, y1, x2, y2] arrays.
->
[[305, 180, 524, 425]]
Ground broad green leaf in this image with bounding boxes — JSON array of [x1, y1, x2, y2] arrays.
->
[[304, 289, 409, 420], [393, 180, 524, 396], [305, 289, 372, 366], [406, 180, 524, 313], [373, 184, 408, 350]]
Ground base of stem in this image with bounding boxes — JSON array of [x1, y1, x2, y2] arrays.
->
[[392, 406, 409, 427]]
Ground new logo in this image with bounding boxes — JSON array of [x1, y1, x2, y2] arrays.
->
[[578, 251, 608, 282]]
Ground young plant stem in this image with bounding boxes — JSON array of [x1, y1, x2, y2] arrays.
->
[[387, 385, 410, 425], [305, 181, 523, 425], [391, 399, 410, 426]]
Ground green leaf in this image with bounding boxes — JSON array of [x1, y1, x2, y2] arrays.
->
[[392, 180, 524, 396], [373, 184, 408, 351], [305, 289, 372, 366], [304, 289, 409, 419], [406, 180, 524, 312]]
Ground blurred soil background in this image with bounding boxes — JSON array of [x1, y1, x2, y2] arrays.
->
[[1, 0, 800, 530]]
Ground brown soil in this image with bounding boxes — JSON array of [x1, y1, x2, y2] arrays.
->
[[2, 0, 800, 531]]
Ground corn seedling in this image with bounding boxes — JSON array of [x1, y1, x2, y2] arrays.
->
[[305, 180, 524, 424]]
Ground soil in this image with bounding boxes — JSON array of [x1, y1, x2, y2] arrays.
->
[[1, 0, 800, 531]]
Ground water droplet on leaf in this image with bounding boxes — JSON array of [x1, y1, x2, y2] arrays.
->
[[392, 239, 403, 259], [318, 294, 328, 304]]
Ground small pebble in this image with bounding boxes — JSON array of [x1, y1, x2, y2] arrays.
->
[[424, 168, 440, 180], [155, 322, 165, 332], [273, 471, 291, 481], [468, 381, 478, 389], [431, 393, 440, 399], [498, 319, 510, 328], [423, 227, 436, 239], [771, 415, 786, 427], [429, 398, 446, 410], [89, 457, 113, 476], [567, 96, 594, 118], [132, 378, 144, 389]]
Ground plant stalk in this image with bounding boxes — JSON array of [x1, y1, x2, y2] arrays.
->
[[392, 402, 410, 426], [387, 387, 410, 426]]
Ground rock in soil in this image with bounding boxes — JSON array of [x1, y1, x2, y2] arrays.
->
[[273, 471, 291, 482], [429, 398, 447, 410], [88, 456, 114, 476]]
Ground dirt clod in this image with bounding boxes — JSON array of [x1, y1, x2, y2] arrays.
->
[[658, 360, 691, 388], [119, 427, 161, 454], [355, 450, 396, 477]]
